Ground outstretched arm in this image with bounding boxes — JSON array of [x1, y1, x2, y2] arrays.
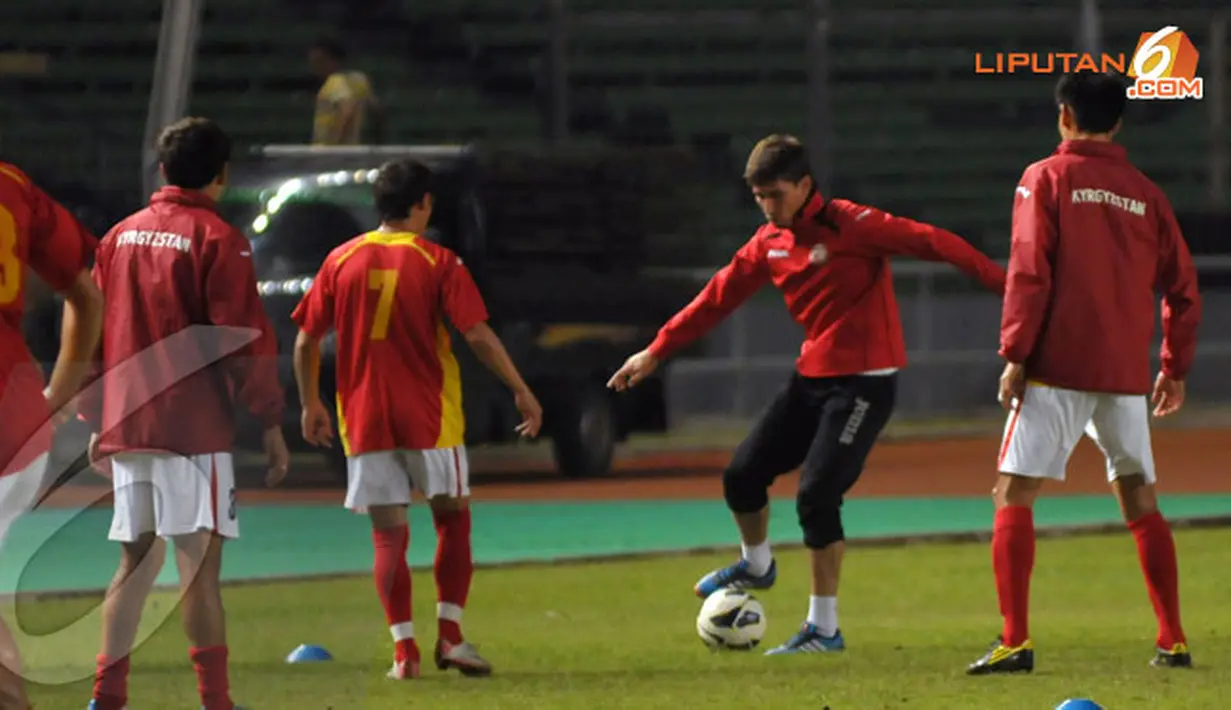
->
[[846, 205, 1006, 295], [609, 237, 769, 392], [646, 237, 770, 361]]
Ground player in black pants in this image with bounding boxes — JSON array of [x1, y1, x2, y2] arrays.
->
[[609, 134, 1005, 654]]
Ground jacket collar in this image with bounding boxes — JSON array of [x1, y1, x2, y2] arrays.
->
[[150, 186, 218, 211], [784, 189, 824, 229], [1056, 139, 1128, 161]]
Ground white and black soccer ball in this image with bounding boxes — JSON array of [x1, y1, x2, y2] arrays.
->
[[696, 588, 767, 650]]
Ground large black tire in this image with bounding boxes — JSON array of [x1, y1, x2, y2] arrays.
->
[[550, 384, 618, 478]]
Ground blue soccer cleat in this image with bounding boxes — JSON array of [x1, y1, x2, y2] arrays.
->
[[694, 558, 777, 598], [764, 623, 846, 655]]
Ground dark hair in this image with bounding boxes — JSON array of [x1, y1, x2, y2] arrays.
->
[[1055, 71, 1129, 134], [156, 117, 231, 189], [744, 134, 811, 186], [373, 159, 433, 222], [311, 36, 347, 61]]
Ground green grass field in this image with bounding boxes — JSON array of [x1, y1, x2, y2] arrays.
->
[[17, 527, 1231, 709]]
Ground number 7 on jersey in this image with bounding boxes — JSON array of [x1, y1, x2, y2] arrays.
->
[[368, 268, 399, 340]]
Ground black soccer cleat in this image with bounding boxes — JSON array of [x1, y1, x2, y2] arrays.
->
[[966, 636, 1035, 676], [1151, 643, 1193, 668]]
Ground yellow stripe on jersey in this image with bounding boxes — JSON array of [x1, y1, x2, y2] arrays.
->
[[434, 321, 465, 449], [0, 165, 28, 187], [335, 391, 352, 457], [336, 231, 437, 269]]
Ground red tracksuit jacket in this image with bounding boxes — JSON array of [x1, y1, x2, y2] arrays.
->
[[1000, 139, 1202, 395], [649, 192, 1006, 377], [79, 187, 284, 455]]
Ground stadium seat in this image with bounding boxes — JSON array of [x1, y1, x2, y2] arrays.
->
[[1, 0, 1219, 237]]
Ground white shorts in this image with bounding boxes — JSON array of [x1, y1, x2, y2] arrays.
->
[[109, 452, 239, 542], [345, 446, 469, 513], [998, 383, 1156, 484], [0, 454, 49, 549]]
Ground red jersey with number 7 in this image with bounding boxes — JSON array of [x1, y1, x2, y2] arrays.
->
[[0, 162, 97, 476], [292, 230, 489, 454]]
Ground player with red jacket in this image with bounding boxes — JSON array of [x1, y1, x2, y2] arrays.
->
[[82, 118, 289, 710], [610, 134, 1006, 655], [968, 72, 1202, 676], [292, 158, 543, 680], [0, 161, 103, 709]]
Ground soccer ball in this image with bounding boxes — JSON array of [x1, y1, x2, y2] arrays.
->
[[696, 588, 767, 650]]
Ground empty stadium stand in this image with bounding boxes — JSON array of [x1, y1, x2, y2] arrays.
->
[[0, 0, 1226, 258]]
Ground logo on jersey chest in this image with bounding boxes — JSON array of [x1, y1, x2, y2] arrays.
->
[[767, 243, 830, 273]]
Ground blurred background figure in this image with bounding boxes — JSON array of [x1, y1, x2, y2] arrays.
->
[[308, 37, 381, 145]]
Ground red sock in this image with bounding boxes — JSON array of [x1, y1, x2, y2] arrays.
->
[[373, 525, 418, 662], [91, 655, 129, 709], [992, 505, 1035, 647], [1129, 511, 1186, 648], [433, 508, 473, 645], [189, 646, 232, 710]]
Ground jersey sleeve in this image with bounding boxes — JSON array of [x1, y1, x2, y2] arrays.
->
[[647, 234, 770, 360], [23, 181, 98, 291], [351, 72, 374, 101], [999, 165, 1059, 364], [320, 73, 355, 104], [440, 255, 489, 333], [1154, 197, 1202, 380], [202, 228, 285, 428], [842, 202, 1006, 295], [291, 257, 338, 339]]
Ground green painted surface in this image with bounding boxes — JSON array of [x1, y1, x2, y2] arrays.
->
[[4, 494, 1230, 594]]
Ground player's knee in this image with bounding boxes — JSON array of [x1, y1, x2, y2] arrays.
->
[[796, 488, 843, 549], [368, 504, 409, 530], [172, 531, 224, 589], [1113, 473, 1158, 521], [428, 495, 469, 514], [722, 464, 770, 514], [993, 473, 1043, 508], [119, 534, 163, 577]]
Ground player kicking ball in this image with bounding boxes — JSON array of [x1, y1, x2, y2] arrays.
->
[[610, 134, 1005, 655], [967, 71, 1202, 676], [292, 158, 543, 680]]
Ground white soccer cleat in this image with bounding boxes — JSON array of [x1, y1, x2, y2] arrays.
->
[[435, 639, 493, 677], [386, 658, 421, 680]]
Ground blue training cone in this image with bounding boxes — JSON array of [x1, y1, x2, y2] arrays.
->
[[286, 644, 334, 663], [1056, 700, 1104, 710]]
